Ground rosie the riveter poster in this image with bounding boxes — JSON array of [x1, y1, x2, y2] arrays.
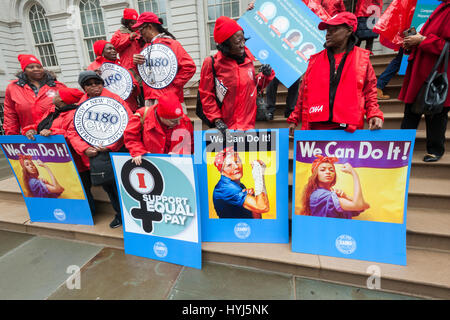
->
[[195, 129, 289, 243], [0, 135, 93, 225], [292, 129, 416, 265]]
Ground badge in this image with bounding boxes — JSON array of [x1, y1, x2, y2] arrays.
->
[[99, 63, 133, 100], [74, 96, 129, 147], [138, 43, 178, 89]]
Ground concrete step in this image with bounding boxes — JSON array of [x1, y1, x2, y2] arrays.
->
[[0, 198, 447, 299]]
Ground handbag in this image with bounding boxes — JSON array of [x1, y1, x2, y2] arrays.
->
[[89, 151, 115, 186], [196, 56, 223, 128], [255, 77, 270, 121], [411, 41, 449, 115]]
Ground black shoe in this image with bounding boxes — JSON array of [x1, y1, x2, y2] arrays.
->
[[423, 153, 442, 162], [109, 216, 122, 229], [266, 112, 274, 120]]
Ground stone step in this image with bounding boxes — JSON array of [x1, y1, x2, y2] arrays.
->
[[0, 197, 448, 299]]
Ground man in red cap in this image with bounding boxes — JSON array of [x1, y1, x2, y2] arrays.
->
[[132, 12, 196, 107], [212, 147, 270, 219], [3, 54, 67, 135], [287, 12, 384, 134], [198, 16, 275, 132], [124, 91, 194, 165], [110, 8, 144, 78]]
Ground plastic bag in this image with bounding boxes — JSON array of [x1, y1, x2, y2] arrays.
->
[[302, 0, 332, 21], [373, 0, 417, 50]]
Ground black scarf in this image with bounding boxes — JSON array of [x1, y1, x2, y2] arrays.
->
[[37, 104, 78, 133]]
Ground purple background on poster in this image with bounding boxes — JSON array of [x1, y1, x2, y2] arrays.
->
[[296, 140, 411, 168], [1, 143, 73, 163]]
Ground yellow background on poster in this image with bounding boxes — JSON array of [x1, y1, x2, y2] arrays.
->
[[294, 161, 406, 224]]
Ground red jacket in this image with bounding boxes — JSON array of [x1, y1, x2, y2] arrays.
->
[[87, 57, 141, 112], [124, 104, 193, 157], [199, 47, 275, 130], [140, 36, 196, 103], [110, 27, 143, 72], [3, 75, 66, 135], [319, 0, 347, 17], [287, 46, 383, 131], [67, 88, 133, 168], [355, 0, 383, 17], [398, 0, 450, 107]]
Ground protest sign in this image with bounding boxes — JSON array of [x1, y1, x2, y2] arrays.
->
[[99, 63, 133, 100], [292, 130, 416, 265], [0, 135, 93, 225], [238, 0, 326, 88], [195, 129, 289, 243], [111, 153, 202, 269]]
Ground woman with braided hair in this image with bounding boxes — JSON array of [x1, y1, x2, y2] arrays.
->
[[301, 155, 369, 219]]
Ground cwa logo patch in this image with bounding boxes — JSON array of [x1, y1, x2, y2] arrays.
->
[[74, 96, 129, 147], [100, 63, 133, 100], [234, 222, 251, 239], [335, 234, 357, 255], [53, 208, 66, 221], [138, 43, 178, 89]]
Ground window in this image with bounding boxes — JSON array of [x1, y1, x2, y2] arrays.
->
[[29, 4, 58, 67], [137, 0, 167, 25], [206, 0, 240, 51], [79, 0, 107, 62]]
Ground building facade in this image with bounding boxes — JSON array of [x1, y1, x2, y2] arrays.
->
[[0, 0, 393, 90]]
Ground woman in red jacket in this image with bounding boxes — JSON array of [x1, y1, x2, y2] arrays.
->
[[23, 87, 96, 212], [132, 12, 196, 107], [399, 0, 450, 162], [67, 71, 133, 228], [3, 54, 66, 135], [87, 40, 141, 112], [124, 92, 193, 165], [198, 16, 275, 133], [287, 12, 384, 135]]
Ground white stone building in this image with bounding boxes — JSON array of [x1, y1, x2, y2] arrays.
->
[[0, 0, 393, 91]]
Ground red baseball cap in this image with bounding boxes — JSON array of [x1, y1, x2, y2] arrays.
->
[[132, 12, 161, 29], [318, 12, 358, 32], [18, 54, 42, 71], [123, 8, 138, 20], [213, 16, 243, 44], [156, 93, 184, 120], [58, 88, 84, 105]]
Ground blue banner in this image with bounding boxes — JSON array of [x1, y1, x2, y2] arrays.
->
[[291, 129, 416, 265], [0, 135, 93, 225], [238, 0, 326, 88], [196, 129, 289, 243], [111, 153, 202, 269]]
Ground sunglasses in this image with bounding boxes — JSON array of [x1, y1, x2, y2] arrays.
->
[[84, 80, 103, 87]]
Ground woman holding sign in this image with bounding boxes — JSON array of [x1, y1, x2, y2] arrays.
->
[[88, 40, 141, 112], [198, 16, 275, 132], [301, 155, 370, 219], [3, 54, 66, 135], [132, 12, 196, 107]]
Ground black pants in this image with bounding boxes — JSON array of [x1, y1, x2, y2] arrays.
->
[[266, 77, 300, 116], [401, 103, 449, 156], [79, 170, 96, 214], [101, 180, 122, 221]]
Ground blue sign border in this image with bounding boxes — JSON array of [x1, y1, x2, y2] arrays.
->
[[111, 153, 202, 269], [291, 129, 416, 265]]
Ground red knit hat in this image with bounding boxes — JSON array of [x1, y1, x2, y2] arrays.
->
[[132, 12, 161, 29], [213, 16, 243, 44], [93, 40, 110, 57], [311, 155, 339, 173], [156, 93, 184, 120], [58, 88, 84, 105], [214, 147, 236, 172], [123, 8, 139, 20], [18, 54, 42, 71], [318, 12, 358, 32]]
